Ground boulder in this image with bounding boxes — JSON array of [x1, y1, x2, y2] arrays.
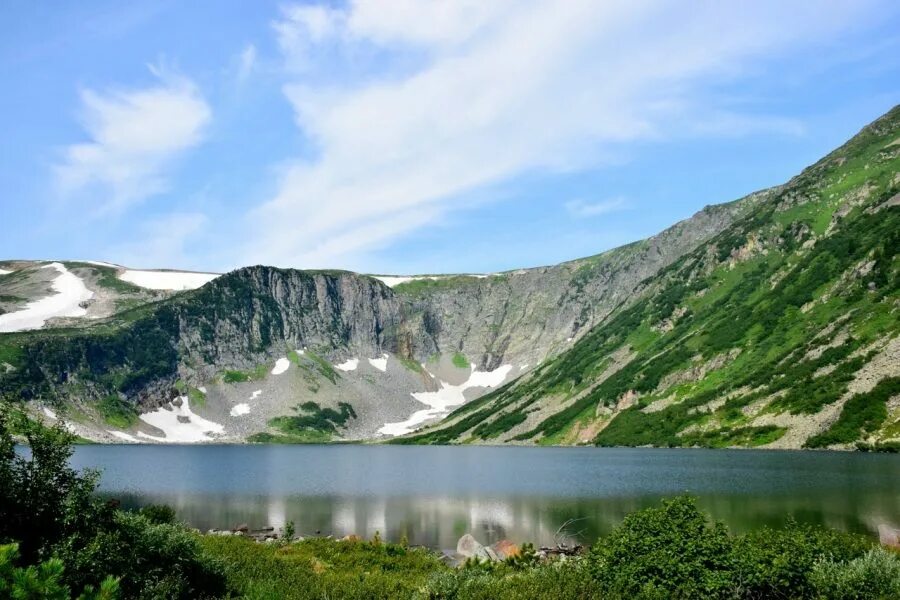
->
[[341, 534, 361, 542], [879, 524, 900, 549], [234, 523, 249, 534], [492, 540, 521, 560], [456, 534, 485, 558]]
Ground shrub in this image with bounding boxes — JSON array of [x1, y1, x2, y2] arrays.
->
[[733, 521, 871, 598], [588, 496, 735, 599], [0, 543, 119, 600], [810, 547, 900, 600], [0, 404, 225, 598], [52, 512, 225, 600], [137, 504, 177, 525]]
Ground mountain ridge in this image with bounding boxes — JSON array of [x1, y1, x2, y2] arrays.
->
[[1, 106, 897, 448]]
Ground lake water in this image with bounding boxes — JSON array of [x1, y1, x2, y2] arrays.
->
[[69, 445, 900, 550]]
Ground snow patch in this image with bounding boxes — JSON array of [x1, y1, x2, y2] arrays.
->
[[566, 337, 573, 342], [250, 390, 262, 400], [119, 269, 219, 291], [230, 403, 251, 417], [271, 357, 290, 375], [137, 397, 224, 443], [0, 263, 94, 332], [368, 354, 388, 372], [198, 386, 207, 394], [0, 268, 12, 275], [335, 358, 359, 372], [82, 260, 120, 268], [379, 364, 513, 436], [43, 407, 58, 420], [520, 364, 529, 370], [108, 430, 138, 442]]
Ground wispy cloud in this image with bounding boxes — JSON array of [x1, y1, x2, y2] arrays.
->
[[566, 197, 629, 218], [109, 211, 209, 269], [55, 64, 211, 214], [236, 44, 257, 82], [241, 0, 875, 270]]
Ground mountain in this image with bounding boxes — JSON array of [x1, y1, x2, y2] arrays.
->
[[400, 105, 900, 450], [1, 106, 897, 448]]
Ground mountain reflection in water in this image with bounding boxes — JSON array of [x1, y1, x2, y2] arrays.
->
[[70, 445, 900, 549]]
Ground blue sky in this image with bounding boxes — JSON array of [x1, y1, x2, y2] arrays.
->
[[1, 1, 898, 274]]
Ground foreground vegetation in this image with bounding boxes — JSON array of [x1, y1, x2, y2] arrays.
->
[[3, 404, 900, 599]]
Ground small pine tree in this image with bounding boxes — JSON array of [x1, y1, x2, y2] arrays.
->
[[283, 520, 295, 541]]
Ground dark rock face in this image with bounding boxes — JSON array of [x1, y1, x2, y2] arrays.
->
[[174, 268, 404, 379]]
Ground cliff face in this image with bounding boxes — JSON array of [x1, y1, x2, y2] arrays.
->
[[401, 197, 755, 371], [174, 268, 404, 377]]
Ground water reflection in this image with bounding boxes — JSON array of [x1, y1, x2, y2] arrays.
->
[[70, 445, 900, 548]]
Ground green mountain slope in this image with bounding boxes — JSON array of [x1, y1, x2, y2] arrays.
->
[[398, 105, 900, 450]]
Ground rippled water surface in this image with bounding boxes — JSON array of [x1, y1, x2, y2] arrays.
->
[[69, 445, 900, 549]]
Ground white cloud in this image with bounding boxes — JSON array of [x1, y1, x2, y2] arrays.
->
[[246, 0, 878, 269], [272, 4, 344, 70], [346, 0, 518, 48], [237, 44, 257, 82], [56, 65, 211, 214], [566, 197, 629, 218]]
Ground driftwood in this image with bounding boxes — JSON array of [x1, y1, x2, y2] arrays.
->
[[538, 543, 584, 557]]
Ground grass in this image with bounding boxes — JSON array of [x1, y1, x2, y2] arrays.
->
[[199, 536, 445, 599], [452, 352, 469, 369], [247, 430, 332, 444], [261, 401, 358, 442], [188, 386, 207, 408], [391, 275, 484, 297], [222, 364, 269, 384], [305, 350, 339, 384], [399, 357, 425, 374], [94, 394, 138, 428]]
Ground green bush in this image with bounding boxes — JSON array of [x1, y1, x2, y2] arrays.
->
[[0, 404, 225, 598], [588, 496, 735, 598], [136, 504, 177, 525], [0, 543, 119, 600], [810, 547, 900, 599], [733, 522, 871, 598], [52, 512, 225, 599]]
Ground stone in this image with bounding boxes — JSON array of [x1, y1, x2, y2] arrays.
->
[[341, 534, 361, 542], [879, 524, 900, 549], [234, 523, 249, 533], [456, 533, 485, 558], [492, 540, 521, 560]]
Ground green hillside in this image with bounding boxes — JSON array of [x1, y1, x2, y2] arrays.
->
[[398, 105, 900, 450]]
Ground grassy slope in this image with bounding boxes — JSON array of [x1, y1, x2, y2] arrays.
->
[[398, 105, 900, 449]]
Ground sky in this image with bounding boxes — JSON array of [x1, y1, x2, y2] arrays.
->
[[1, 1, 898, 275]]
